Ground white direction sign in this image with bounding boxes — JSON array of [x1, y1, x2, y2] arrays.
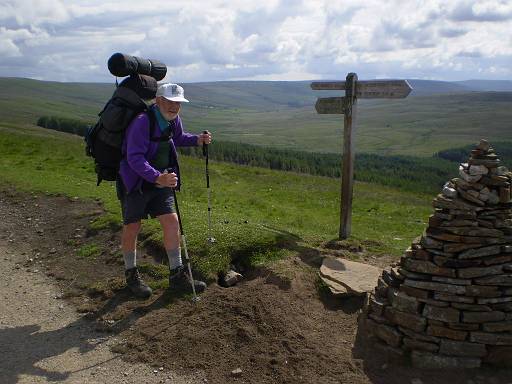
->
[[311, 79, 412, 99]]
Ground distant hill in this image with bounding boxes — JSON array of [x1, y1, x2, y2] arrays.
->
[[1, 76, 511, 157], [406, 79, 472, 96], [455, 80, 512, 92]]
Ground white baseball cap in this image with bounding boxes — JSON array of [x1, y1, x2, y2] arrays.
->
[[156, 83, 189, 103]]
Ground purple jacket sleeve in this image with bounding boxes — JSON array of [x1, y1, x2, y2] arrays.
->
[[173, 116, 198, 147], [125, 114, 160, 183]]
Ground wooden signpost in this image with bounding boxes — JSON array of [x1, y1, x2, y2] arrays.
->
[[311, 73, 412, 239]]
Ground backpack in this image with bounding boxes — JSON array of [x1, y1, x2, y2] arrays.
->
[[85, 74, 158, 185]]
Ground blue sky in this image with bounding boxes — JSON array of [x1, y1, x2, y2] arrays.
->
[[0, 0, 511, 83]]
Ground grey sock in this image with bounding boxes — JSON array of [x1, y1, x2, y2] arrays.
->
[[166, 248, 182, 270], [123, 250, 136, 270]]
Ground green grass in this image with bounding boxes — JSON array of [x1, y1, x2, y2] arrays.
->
[[77, 243, 102, 259], [0, 123, 435, 278]]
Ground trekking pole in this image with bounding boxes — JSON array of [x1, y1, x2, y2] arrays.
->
[[203, 130, 215, 244], [172, 188, 200, 302]]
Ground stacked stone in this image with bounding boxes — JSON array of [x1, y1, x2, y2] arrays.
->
[[363, 140, 512, 369]]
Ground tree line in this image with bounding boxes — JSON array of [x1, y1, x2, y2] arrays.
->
[[436, 142, 512, 166], [37, 116, 91, 137], [180, 141, 456, 194], [37, 115, 460, 194]]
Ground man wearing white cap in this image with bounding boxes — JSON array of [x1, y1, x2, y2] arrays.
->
[[117, 82, 211, 298]]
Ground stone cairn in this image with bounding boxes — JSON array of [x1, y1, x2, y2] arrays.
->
[[362, 140, 512, 369]]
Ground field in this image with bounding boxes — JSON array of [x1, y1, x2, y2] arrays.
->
[[2, 77, 512, 382], [0, 122, 433, 268], [2, 77, 512, 157]]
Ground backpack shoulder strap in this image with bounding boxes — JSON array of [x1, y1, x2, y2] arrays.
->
[[147, 109, 157, 139], [148, 108, 171, 142]]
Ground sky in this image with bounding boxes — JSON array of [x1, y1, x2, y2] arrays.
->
[[0, 0, 511, 83]]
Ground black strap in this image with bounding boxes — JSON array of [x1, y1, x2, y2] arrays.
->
[[147, 109, 157, 139], [149, 112, 173, 142]]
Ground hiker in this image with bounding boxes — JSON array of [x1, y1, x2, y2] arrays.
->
[[117, 82, 212, 298]]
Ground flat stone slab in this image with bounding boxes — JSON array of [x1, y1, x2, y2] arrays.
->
[[320, 257, 382, 295]]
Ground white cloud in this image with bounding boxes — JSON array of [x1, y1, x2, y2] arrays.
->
[[0, 0, 510, 82], [450, 0, 512, 22]]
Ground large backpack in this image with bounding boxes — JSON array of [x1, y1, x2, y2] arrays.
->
[[85, 74, 158, 185]]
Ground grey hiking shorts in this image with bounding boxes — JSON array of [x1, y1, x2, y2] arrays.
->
[[116, 179, 176, 225]]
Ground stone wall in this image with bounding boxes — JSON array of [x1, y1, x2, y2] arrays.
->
[[362, 140, 512, 368]]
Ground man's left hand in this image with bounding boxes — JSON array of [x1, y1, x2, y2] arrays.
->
[[198, 131, 212, 145]]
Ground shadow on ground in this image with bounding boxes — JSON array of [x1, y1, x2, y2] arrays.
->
[[0, 318, 101, 383], [0, 285, 195, 384]]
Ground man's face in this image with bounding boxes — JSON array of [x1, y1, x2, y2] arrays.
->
[[156, 96, 181, 121]]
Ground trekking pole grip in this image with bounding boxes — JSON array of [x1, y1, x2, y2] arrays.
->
[[202, 130, 208, 157]]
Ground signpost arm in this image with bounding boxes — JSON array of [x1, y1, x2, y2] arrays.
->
[[340, 73, 358, 239]]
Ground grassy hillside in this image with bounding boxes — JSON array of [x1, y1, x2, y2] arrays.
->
[[0, 122, 434, 276], [1, 77, 511, 157]]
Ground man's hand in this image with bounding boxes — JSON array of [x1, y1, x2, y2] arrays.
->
[[156, 172, 178, 188], [197, 131, 212, 146]]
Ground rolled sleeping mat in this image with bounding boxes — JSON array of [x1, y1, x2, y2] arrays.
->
[[108, 53, 167, 81], [118, 74, 157, 100], [148, 59, 167, 82]]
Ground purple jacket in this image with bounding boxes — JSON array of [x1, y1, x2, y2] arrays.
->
[[119, 112, 198, 193]]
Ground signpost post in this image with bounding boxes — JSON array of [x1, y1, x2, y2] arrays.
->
[[311, 73, 412, 239]]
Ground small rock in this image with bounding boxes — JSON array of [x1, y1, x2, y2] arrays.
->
[[476, 139, 490, 151], [496, 166, 509, 176], [153, 369, 158, 374], [159, 367, 164, 371], [442, 185, 458, 198], [58, 304, 64, 310], [469, 165, 488, 176], [231, 368, 242, 376], [222, 270, 243, 287], [49, 248, 57, 254]]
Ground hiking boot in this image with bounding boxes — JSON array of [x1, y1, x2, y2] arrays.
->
[[169, 266, 206, 293], [125, 267, 152, 299]]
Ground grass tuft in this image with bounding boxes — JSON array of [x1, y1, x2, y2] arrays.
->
[[77, 243, 102, 259]]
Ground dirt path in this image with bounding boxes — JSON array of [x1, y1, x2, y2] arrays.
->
[[0, 193, 204, 384]]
